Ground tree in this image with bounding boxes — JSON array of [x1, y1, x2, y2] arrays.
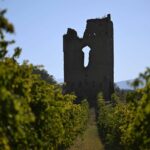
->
[[33, 66, 57, 84]]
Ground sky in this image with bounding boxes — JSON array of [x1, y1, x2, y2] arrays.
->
[[1, 0, 150, 82]]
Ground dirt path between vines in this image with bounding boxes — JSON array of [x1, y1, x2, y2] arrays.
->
[[69, 108, 104, 150]]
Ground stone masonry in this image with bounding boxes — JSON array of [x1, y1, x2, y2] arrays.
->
[[63, 14, 114, 106]]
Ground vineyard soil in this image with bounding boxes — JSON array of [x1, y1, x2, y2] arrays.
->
[[69, 108, 104, 150]]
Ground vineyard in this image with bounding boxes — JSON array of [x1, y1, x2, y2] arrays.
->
[[0, 9, 89, 150], [1, 6, 150, 150], [97, 68, 150, 150]]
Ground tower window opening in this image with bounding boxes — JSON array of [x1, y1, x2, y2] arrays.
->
[[82, 46, 91, 68]]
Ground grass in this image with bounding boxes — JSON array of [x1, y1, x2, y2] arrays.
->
[[69, 108, 104, 150]]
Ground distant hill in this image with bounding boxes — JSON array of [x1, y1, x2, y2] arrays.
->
[[116, 80, 134, 90]]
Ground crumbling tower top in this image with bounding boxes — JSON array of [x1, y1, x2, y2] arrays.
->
[[63, 14, 114, 106]]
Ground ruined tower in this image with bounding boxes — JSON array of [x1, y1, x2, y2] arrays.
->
[[63, 14, 114, 106]]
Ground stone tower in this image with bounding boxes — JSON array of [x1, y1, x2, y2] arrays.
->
[[63, 14, 114, 106]]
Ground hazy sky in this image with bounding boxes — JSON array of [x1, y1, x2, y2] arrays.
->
[[1, 0, 150, 82]]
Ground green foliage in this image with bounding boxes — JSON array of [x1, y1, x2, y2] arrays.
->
[[97, 68, 150, 150], [0, 7, 89, 150], [120, 69, 150, 149], [0, 9, 15, 60], [0, 58, 89, 149], [0, 9, 14, 36], [32, 66, 57, 84], [97, 93, 125, 149]]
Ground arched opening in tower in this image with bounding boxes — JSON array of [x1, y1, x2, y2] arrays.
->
[[82, 46, 91, 68]]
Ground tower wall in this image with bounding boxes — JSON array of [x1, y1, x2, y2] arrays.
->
[[63, 14, 114, 106]]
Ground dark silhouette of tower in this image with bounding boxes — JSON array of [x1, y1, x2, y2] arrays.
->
[[63, 14, 114, 106]]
